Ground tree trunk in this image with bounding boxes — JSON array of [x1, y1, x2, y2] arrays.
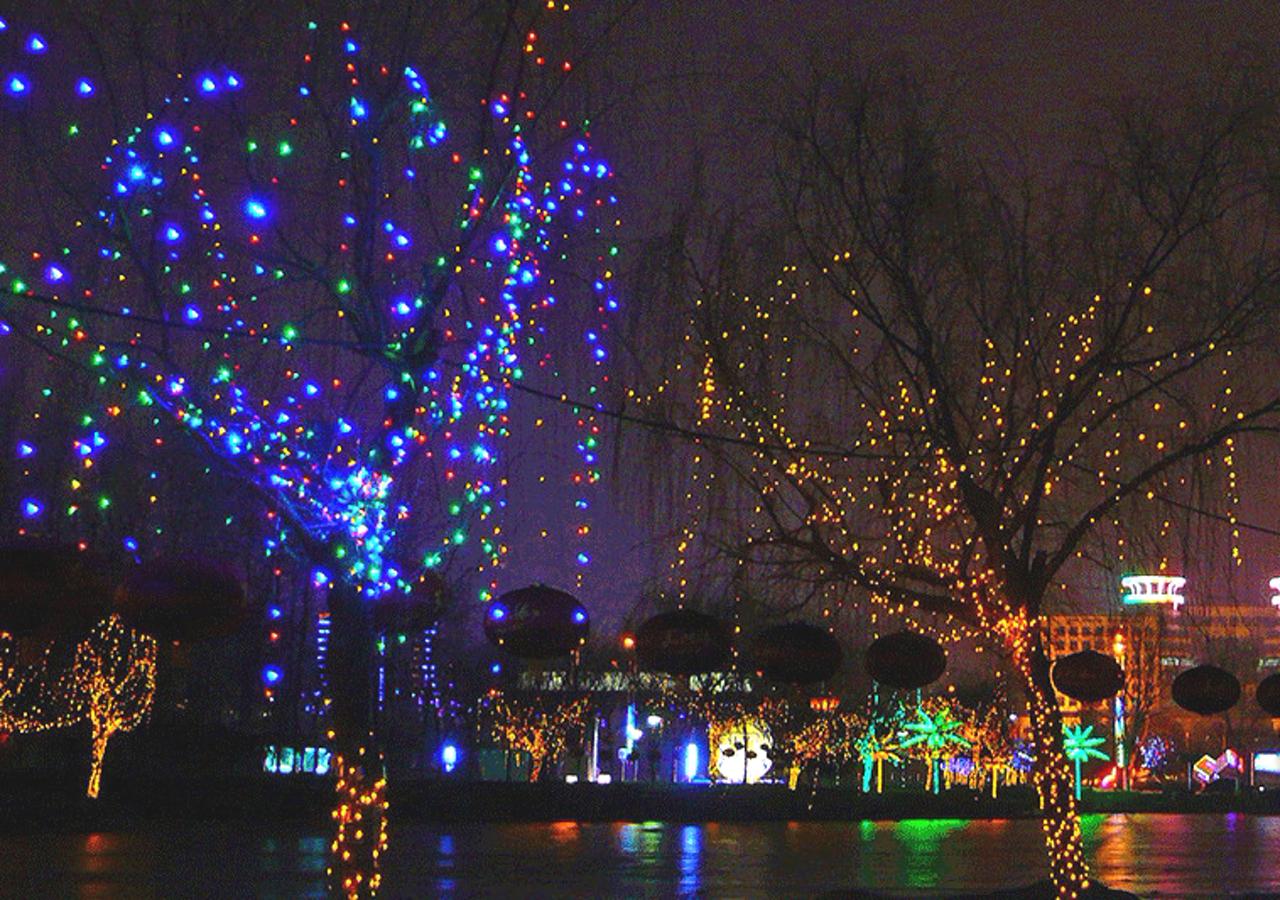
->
[[1015, 625, 1091, 898], [324, 581, 386, 899], [86, 719, 113, 799]]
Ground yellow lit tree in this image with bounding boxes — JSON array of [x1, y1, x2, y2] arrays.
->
[[485, 694, 590, 782], [630, 64, 1280, 896], [72, 615, 157, 799], [0, 632, 76, 735]]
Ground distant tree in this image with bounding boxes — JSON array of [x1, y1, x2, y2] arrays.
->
[[73, 615, 157, 798]]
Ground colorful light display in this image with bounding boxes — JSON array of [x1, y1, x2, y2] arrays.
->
[[1120, 575, 1186, 612], [1062, 724, 1108, 801], [709, 716, 773, 784], [900, 702, 970, 795], [1, 9, 617, 894]]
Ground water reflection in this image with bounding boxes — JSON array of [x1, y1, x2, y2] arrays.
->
[[1, 815, 1279, 896], [679, 824, 702, 896]]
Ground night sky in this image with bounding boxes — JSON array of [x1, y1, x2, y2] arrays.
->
[[552, 1, 1280, 633], [6, 1, 1280, 648]]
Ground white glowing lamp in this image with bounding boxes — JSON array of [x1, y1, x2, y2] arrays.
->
[[1270, 577, 1280, 610], [1120, 575, 1185, 612]]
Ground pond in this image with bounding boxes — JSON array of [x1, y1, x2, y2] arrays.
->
[[0, 814, 1273, 897]]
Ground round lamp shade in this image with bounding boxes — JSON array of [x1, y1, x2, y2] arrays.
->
[[114, 557, 247, 642], [1257, 672, 1280, 717], [1052, 650, 1124, 703], [0, 542, 112, 637], [482, 585, 589, 658], [1172, 664, 1240, 716], [864, 631, 947, 690], [373, 573, 447, 634], [634, 609, 731, 675], [750, 622, 843, 685]]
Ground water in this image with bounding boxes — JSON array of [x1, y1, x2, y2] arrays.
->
[[0, 815, 1275, 897]]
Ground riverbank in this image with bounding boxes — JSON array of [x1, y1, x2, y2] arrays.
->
[[2, 773, 1279, 831]]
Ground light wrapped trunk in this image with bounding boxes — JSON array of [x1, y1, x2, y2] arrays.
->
[[325, 583, 386, 899], [1015, 624, 1091, 898]]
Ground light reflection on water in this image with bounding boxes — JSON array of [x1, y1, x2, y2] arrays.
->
[[0, 815, 1277, 897]]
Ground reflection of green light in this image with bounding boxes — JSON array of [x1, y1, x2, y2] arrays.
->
[[894, 819, 966, 889]]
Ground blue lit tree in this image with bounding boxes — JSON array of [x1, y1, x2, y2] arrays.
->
[[0, 5, 618, 893]]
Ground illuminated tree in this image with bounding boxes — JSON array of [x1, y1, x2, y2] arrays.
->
[[963, 704, 1014, 798], [634, 63, 1280, 895], [484, 693, 589, 782], [853, 717, 901, 794], [72, 614, 158, 798], [900, 700, 969, 794], [0, 5, 619, 893], [0, 632, 80, 735], [1062, 724, 1108, 801]]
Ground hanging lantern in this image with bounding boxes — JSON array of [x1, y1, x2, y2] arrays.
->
[[482, 585, 588, 658], [1257, 672, 1280, 718], [809, 695, 841, 713], [1051, 650, 1124, 703], [0, 542, 113, 637], [750, 622, 843, 685], [1172, 665, 1240, 716], [373, 573, 447, 634], [864, 631, 946, 689], [634, 609, 731, 675], [114, 557, 247, 642]]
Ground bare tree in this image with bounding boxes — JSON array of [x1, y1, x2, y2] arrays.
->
[[629, 60, 1280, 895]]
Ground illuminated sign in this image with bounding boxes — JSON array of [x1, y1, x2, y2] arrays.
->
[[1254, 751, 1280, 775], [263, 745, 331, 776], [1121, 575, 1186, 611]]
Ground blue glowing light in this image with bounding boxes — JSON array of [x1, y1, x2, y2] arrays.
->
[[262, 665, 283, 685], [490, 662, 501, 674], [162, 224, 183, 243], [16, 441, 35, 458], [76, 79, 95, 96], [244, 198, 268, 220], [25, 34, 46, 54], [6, 74, 29, 96], [21, 498, 42, 518], [156, 128, 176, 148], [441, 743, 458, 773], [199, 75, 218, 94], [684, 742, 700, 781], [572, 609, 587, 624], [489, 605, 506, 620], [44, 264, 65, 283]]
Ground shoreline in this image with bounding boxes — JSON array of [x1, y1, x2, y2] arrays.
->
[[2, 774, 1277, 831]]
